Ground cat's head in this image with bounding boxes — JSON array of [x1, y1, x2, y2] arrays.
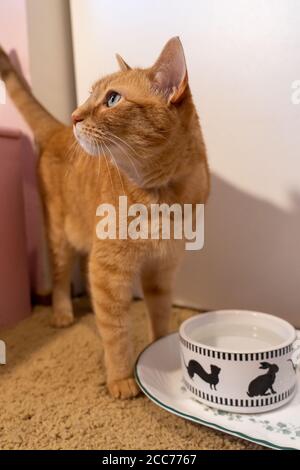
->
[[72, 37, 197, 188], [210, 365, 221, 377]]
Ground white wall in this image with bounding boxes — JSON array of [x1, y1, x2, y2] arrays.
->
[[70, 0, 300, 326], [26, 0, 76, 124], [0, 0, 31, 131], [26, 0, 82, 293], [1, 0, 78, 296]]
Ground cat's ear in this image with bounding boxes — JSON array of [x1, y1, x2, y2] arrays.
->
[[116, 53, 131, 72], [150, 37, 188, 104]]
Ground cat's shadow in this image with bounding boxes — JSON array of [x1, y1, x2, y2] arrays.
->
[[175, 173, 300, 327]]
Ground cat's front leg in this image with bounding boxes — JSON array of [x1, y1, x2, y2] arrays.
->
[[89, 243, 140, 399], [141, 260, 176, 342], [141, 246, 183, 342]]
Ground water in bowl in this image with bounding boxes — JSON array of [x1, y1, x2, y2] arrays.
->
[[192, 322, 285, 352]]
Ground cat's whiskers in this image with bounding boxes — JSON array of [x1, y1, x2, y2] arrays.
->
[[101, 134, 140, 180], [92, 128, 142, 162], [102, 140, 125, 196], [65, 139, 78, 161], [105, 130, 142, 160], [90, 127, 143, 181], [97, 143, 102, 181], [65, 140, 81, 179], [73, 130, 90, 169], [65, 139, 79, 168], [99, 140, 116, 200], [85, 126, 142, 176], [82, 127, 125, 196], [76, 126, 143, 191], [83, 126, 142, 188], [92, 137, 102, 185]]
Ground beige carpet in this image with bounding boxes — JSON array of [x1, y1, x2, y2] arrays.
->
[[0, 299, 262, 450]]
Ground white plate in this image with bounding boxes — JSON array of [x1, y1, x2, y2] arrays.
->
[[135, 332, 300, 450]]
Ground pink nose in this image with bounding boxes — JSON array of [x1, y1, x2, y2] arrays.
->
[[72, 113, 84, 125]]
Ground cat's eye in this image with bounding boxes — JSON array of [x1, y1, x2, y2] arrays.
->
[[106, 91, 122, 108]]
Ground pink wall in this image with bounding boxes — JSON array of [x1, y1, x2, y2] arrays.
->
[[0, 0, 32, 133], [0, 0, 46, 325], [0, 130, 31, 328]]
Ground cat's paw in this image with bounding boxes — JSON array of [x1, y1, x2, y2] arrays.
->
[[50, 310, 74, 328], [108, 377, 141, 399]]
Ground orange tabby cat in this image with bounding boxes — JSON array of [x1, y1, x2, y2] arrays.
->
[[0, 38, 209, 398]]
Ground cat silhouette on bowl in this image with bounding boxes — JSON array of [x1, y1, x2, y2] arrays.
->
[[182, 355, 221, 391], [247, 362, 279, 397]]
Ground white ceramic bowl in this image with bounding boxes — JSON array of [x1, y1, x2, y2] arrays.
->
[[179, 310, 298, 413]]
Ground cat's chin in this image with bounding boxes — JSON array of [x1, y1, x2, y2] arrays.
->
[[73, 126, 99, 157], [73, 127, 148, 187]]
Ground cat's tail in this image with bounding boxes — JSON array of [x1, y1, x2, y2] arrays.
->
[[0, 46, 64, 149]]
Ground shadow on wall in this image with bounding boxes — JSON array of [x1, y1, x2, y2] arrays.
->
[[175, 173, 300, 327]]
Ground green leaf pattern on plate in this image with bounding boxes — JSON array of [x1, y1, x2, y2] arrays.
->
[[182, 381, 300, 441]]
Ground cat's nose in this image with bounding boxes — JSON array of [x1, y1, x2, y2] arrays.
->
[[72, 113, 84, 125]]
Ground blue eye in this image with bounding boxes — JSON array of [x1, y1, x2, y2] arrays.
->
[[106, 91, 121, 107]]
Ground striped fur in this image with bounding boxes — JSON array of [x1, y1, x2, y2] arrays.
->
[[0, 39, 209, 398]]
